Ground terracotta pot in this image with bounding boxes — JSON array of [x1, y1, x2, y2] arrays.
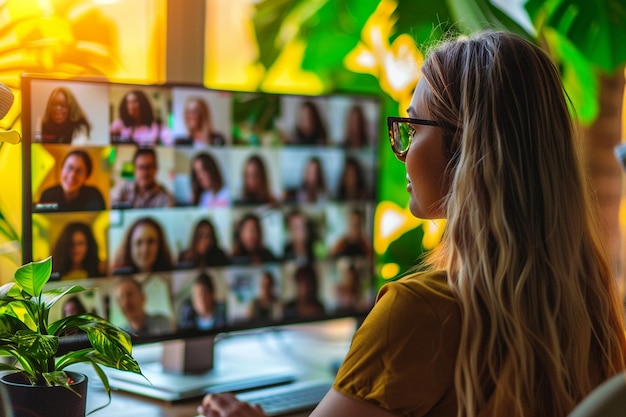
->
[[0, 371, 87, 417]]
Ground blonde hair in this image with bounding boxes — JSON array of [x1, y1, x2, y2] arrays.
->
[[422, 31, 626, 417]]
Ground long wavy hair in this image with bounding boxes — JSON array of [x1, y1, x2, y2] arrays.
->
[[422, 31, 626, 417]]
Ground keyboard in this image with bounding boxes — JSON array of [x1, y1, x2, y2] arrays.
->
[[235, 379, 333, 416]]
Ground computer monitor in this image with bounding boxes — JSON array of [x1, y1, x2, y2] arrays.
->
[[20, 74, 381, 399]]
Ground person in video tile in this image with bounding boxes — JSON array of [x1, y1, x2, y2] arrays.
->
[[40, 87, 91, 144], [283, 263, 326, 320], [342, 104, 369, 149], [175, 97, 226, 146], [231, 213, 277, 265], [283, 209, 318, 263], [111, 147, 175, 209], [191, 152, 229, 207], [112, 217, 174, 274], [177, 272, 226, 331], [336, 155, 370, 201], [236, 154, 277, 206], [39, 150, 106, 212], [288, 100, 327, 146], [178, 219, 230, 268], [110, 89, 171, 146], [329, 208, 373, 258], [334, 263, 369, 314], [295, 156, 328, 204], [51, 221, 105, 280], [247, 270, 282, 322], [115, 277, 172, 336]]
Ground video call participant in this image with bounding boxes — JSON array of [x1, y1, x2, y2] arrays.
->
[[342, 104, 369, 149], [177, 272, 226, 331], [294, 156, 328, 204], [112, 217, 174, 274], [51, 221, 105, 280], [40, 87, 91, 144], [191, 152, 229, 207], [175, 97, 226, 146], [178, 219, 231, 268], [247, 270, 282, 322], [38, 149, 106, 212], [336, 156, 370, 201], [288, 100, 328, 146], [110, 147, 175, 209], [283, 209, 319, 263], [110, 89, 171, 146], [282, 263, 326, 320], [231, 213, 277, 265], [114, 277, 172, 337], [235, 154, 277, 206], [329, 208, 373, 258], [333, 263, 369, 315]]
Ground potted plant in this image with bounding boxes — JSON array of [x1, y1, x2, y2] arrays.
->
[[0, 256, 143, 416]]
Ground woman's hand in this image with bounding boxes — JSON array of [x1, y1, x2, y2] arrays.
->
[[197, 393, 268, 417]]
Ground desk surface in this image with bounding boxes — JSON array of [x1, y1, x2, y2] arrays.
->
[[76, 319, 355, 417]]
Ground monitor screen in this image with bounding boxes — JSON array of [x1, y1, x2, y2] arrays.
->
[[21, 75, 380, 347]]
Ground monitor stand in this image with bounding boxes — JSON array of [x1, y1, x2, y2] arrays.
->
[[105, 335, 298, 402]]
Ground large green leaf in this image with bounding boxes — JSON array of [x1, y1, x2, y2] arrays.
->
[[13, 330, 58, 359], [300, 0, 378, 73], [40, 285, 87, 310], [446, 0, 532, 40], [394, 0, 456, 46], [13, 257, 52, 298], [0, 313, 29, 336], [525, 0, 626, 72]]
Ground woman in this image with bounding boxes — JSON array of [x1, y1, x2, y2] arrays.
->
[[247, 271, 282, 322], [282, 263, 326, 320], [336, 156, 369, 201], [190, 152, 229, 207], [38, 150, 106, 212], [112, 217, 174, 274], [40, 87, 91, 144], [329, 208, 372, 258], [342, 104, 369, 149], [231, 213, 277, 265], [283, 209, 318, 263], [51, 222, 104, 280], [295, 156, 328, 204], [110, 89, 170, 146], [198, 31, 626, 417], [178, 219, 230, 268], [236, 154, 276, 206], [176, 97, 226, 146], [288, 100, 328, 145]]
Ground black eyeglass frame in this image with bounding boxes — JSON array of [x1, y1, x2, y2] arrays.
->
[[387, 116, 440, 158]]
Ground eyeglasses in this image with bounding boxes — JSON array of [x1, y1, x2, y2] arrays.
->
[[387, 116, 439, 158]]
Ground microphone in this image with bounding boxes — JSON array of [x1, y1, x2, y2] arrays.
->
[[0, 82, 21, 144]]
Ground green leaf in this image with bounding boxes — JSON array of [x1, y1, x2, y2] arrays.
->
[[446, 0, 532, 40], [395, 0, 456, 46], [42, 370, 81, 396], [542, 27, 598, 124], [525, 0, 626, 72], [14, 257, 52, 298], [13, 330, 58, 359], [0, 313, 29, 336], [40, 285, 87, 310], [301, 0, 379, 74]]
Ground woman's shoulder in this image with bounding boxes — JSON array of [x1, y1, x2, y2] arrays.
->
[[378, 270, 456, 309]]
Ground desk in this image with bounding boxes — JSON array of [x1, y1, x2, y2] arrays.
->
[[75, 319, 355, 417]]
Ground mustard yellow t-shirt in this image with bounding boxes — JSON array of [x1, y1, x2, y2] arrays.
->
[[333, 270, 461, 417]]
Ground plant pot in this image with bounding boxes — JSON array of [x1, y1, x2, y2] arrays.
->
[[0, 371, 87, 417]]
